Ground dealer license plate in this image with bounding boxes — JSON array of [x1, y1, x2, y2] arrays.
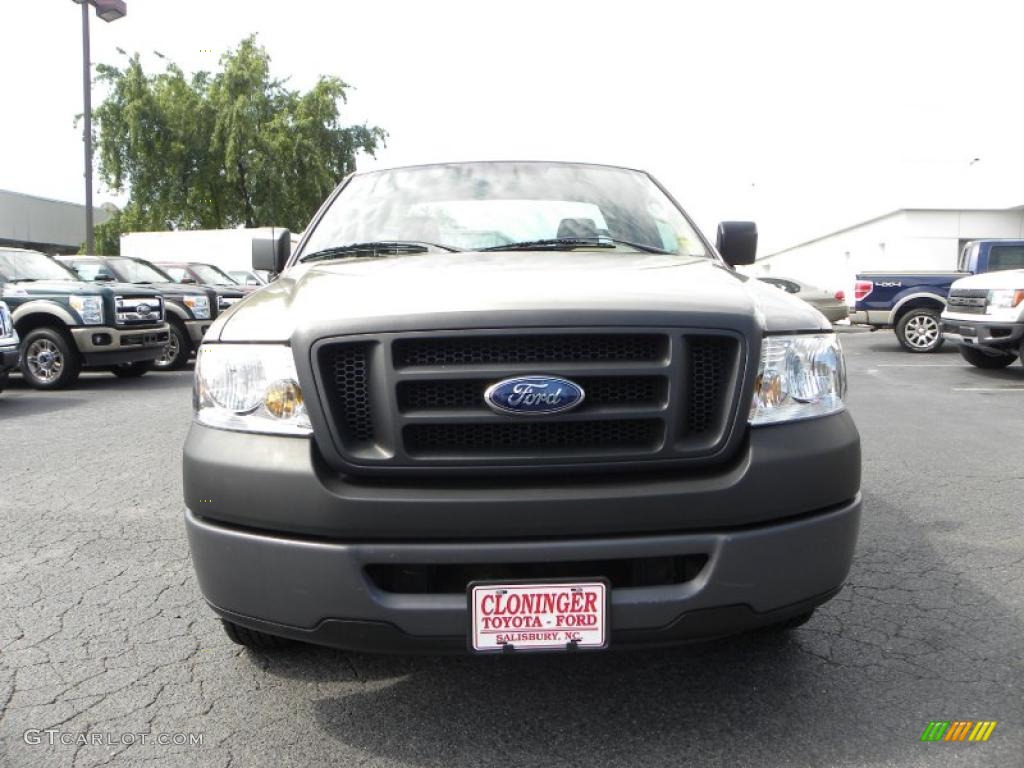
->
[[469, 580, 609, 653]]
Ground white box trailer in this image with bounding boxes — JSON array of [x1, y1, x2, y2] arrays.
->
[[120, 228, 299, 275]]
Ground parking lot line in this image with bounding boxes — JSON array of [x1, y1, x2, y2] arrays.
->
[[952, 387, 1024, 392]]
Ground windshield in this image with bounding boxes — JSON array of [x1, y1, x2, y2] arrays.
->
[[109, 257, 173, 283], [302, 162, 710, 259], [0, 250, 79, 282], [189, 264, 239, 286]]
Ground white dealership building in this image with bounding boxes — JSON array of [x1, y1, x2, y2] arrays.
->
[[749, 204, 1024, 295]]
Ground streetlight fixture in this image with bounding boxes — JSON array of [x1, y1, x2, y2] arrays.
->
[[72, 0, 127, 254]]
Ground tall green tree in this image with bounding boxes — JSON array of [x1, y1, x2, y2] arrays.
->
[[90, 36, 385, 253]]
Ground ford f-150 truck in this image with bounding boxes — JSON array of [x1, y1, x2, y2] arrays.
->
[[184, 161, 861, 655], [0, 248, 169, 389], [851, 239, 1024, 352], [942, 267, 1024, 369], [0, 301, 18, 393]]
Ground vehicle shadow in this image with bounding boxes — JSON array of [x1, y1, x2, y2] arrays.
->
[[249, 491, 1023, 767], [3, 370, 193, 393]]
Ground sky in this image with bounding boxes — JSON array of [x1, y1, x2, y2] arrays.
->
[[2, 0, 1022, 253]]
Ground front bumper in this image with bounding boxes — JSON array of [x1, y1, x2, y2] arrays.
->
[[184, 319, 212, 345], [184, 412, 861, 652], [0, 343, 18, 374], [941, 317, 1024, 351], [70, 324, 170, 366], [188, 497, 860, 652]]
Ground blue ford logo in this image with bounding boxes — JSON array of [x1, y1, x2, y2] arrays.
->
[[484, 376, 585, 415]]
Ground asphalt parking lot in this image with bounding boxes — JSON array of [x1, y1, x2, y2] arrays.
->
[[0, 330, 1021, 768]]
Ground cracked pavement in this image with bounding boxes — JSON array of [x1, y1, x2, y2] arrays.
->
[[0, 331, 1021, 767]]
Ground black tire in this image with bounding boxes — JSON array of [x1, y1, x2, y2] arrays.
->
[[20, 327, 82, 390], [958, 344, 1017, 369], [895, 307, 945, 353], [109, 361, 152, 378], [221, 620, 293, 650], [153, 320, 191, 371], [765, 610, 815, 632]]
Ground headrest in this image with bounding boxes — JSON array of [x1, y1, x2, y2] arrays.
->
[[556, 218, 598, 240]]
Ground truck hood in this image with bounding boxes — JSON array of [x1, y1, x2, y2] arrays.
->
[[951, 269, 1024, 290], [4, 280, 160, 298], [213, 252, 829, 343]]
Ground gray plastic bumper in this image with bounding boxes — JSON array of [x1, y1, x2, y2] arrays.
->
[[187, 495, 860, 651]]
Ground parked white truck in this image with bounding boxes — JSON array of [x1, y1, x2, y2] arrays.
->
[[121, 228, 298, 277], [942, 268, 1024, 369]]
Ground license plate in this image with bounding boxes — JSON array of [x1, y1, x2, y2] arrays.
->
[[468, 580, 609, 653]]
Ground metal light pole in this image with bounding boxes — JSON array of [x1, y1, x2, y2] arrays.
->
[[74, 0, 127, 254]]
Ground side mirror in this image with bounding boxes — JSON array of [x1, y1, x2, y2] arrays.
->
[[252, 229, 291, 273], [180, 276, 198, 284], [716, 221, 757, 267]]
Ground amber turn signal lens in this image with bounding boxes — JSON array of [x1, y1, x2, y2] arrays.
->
[[264, 379, 304, 419]]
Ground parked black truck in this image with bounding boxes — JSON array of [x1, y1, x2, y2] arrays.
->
[[184, 161, 861, 655], [0, 248, 169, 389], [56, 255, 242, 371]]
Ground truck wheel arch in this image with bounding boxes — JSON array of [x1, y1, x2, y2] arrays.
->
[[13, 304, 77, 336], [891, 293, 946, 324], [164, 302, 190, 322]]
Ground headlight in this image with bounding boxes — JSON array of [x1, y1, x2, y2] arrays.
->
[[0, 302, 15, 341], [987, 289, 1024, 311], [750, 334, 846, 425], [69, 295, 104, 325], [182, 294, 211, 319], [194, 344, 311, 435]]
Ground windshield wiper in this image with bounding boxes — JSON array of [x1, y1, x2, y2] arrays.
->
[[480, 237, 671, 255], [9, 278, 40, 282], [300, 240, 461, 263]]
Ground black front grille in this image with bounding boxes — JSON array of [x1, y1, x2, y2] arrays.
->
[[397, 376, 667, 412], [394, 334, 667, 367], [404, 419, 662, 457], [688, 337, 733, 434], [947, 289, 987, 315], [321, 343, 375, 444], [366, 554, 709, 594], [313, 328, 743, 473]]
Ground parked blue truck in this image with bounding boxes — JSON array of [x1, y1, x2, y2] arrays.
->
[[851, 239, 1024, 352]]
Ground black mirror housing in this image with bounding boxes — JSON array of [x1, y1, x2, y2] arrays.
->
[[252, 229, 291, 274], [716, 221, 757, 267]]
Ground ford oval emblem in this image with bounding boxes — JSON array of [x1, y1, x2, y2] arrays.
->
[[484, 375, 585, 416], [136, 303, 151, 314]]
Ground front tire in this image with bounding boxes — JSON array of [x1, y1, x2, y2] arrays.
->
[[21, 328, 82, 390], [958, 344, 1017, 369], [153, 320, 191, 371], [895, 308, 944, 353], [109, 361, 152, 378], [221, 620, 293, 650]]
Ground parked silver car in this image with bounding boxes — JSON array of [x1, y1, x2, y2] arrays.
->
[[758, 277, 849, 323]]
